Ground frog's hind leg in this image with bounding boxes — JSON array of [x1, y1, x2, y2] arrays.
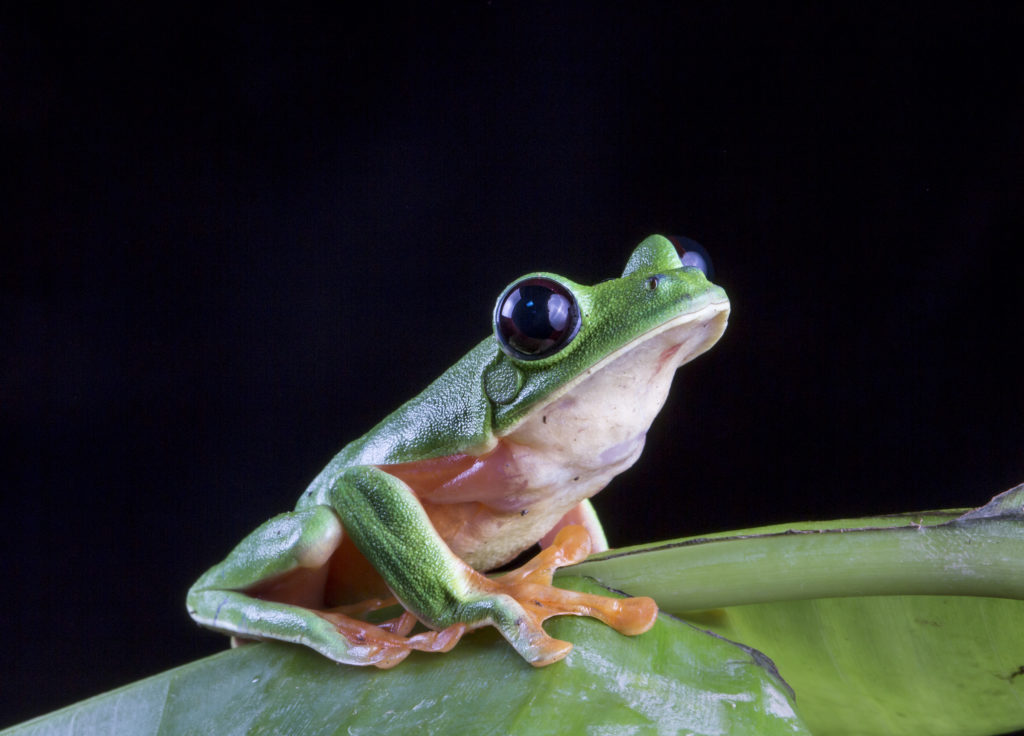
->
[[187, 505, 464, 668]]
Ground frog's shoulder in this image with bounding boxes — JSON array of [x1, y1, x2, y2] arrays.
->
[[300, 337, 500, 505], [350, 337, 501, 464]]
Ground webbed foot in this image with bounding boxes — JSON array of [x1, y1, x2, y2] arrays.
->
[[469, 525, 658, 666], [314, 609, 468, 668]]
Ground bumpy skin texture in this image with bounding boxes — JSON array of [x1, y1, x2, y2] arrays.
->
[[187, 235, 730, 667]]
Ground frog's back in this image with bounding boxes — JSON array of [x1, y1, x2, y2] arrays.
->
[[299, 338, 498, 507]]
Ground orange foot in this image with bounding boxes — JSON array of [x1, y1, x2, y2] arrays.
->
[[466, 524, 658, 666], [316, 606, 468, 669]]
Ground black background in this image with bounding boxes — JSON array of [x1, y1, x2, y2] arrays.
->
[[4, 3, 1022, 728]]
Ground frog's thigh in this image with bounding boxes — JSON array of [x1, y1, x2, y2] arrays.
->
[[188, 506, 466, 667]]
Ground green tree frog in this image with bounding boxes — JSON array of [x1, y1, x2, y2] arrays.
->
[[188, 234, 730, 668]]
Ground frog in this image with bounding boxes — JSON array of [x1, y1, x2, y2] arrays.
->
[[187, 234, 730, 668]]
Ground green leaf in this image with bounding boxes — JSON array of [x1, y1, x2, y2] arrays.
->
[[689, 596, 1024, 736], [3, 577, 808, 736], [9, 487, 1022, 735], [571, 484, 1024, 735]]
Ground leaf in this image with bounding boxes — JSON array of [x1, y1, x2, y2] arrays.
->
[[689, 596, 1024, 736], [9, 487, 1022, 735], [571, 484, 1024, 735], [3, 577, 808, 736]]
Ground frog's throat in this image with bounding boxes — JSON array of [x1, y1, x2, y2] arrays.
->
[[497, 297, 730, 441]]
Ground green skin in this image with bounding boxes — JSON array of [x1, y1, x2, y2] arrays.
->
[[188, 235, 730, 667]]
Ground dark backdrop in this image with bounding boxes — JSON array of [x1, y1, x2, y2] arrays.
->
[[4, 4, 1022, 727]]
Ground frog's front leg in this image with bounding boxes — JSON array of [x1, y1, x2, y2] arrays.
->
[[186, 506, 464, 668], [333, 466, 658, 666]]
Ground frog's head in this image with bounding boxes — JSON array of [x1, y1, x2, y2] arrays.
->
[[484, 234, 730, 434]]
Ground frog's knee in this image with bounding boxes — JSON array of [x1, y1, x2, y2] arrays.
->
[[290, 506, 343, 568], [189, 505, 343, 597], [243, 505, 343, 567]]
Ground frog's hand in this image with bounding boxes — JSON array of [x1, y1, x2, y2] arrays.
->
[[332, 467, 658, 667], [484, 524, 658, 634], [186, 507, 465, 668]]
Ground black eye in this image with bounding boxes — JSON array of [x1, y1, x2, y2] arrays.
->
[[668, 235, 714, 278], [494, 277, 581, 360]]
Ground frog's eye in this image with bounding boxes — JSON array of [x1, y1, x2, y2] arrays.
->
[[494, 277, 581, 360], [669, 236, 714, 278]]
